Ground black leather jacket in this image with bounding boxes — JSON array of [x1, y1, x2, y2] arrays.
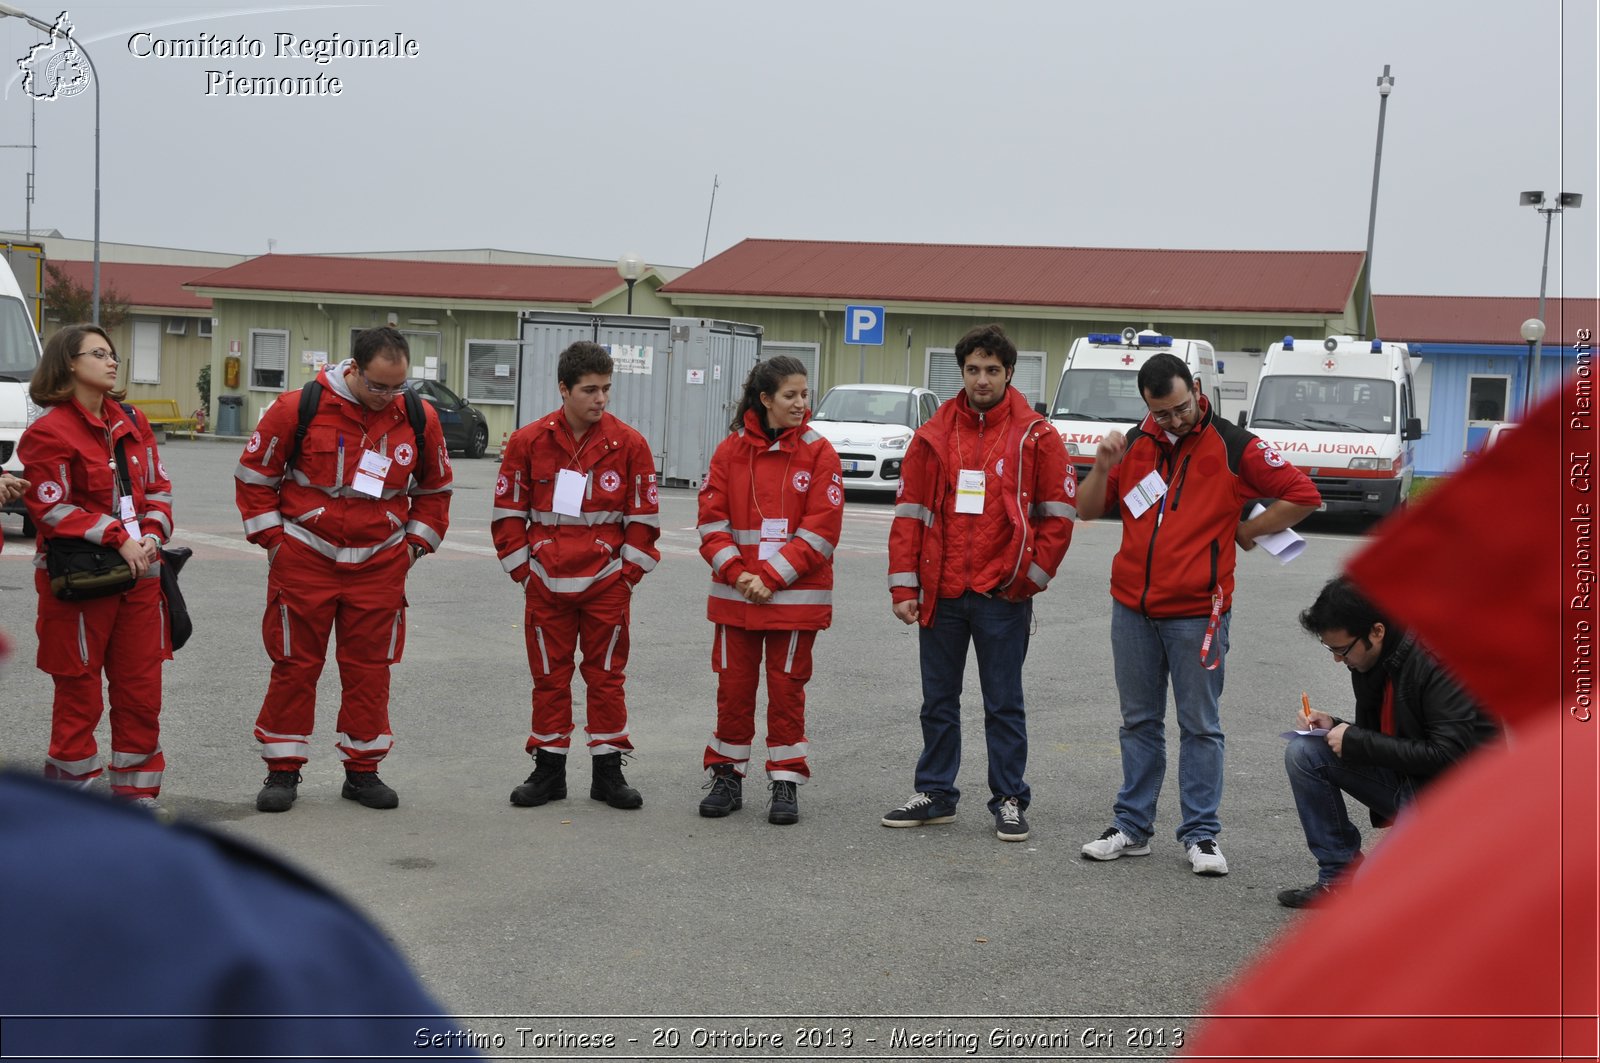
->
[[1335, 631, 1498, 785]]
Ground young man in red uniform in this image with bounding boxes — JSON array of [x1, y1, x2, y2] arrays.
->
[[1076, 351, 1320, 875], [883, 323, 1076, 843], [492, 342, 661, 810], [236, 327, 453, 813]]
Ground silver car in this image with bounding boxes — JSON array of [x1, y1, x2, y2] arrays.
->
[[808, 384, 940, 491]]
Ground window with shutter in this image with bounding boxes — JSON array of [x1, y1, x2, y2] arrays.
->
[[131, 318, 161, 384], [249, 329, 289, 391], [465, 339, 519, 405], [759, 342, 819, 387], [926, 348, 1046, 405]]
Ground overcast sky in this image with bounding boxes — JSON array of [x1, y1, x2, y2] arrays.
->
[[2, 0, 1595, 305]]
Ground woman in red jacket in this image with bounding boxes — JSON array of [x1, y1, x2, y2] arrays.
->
[[695, 356, 843, 825], [20, 324, 174, 809]]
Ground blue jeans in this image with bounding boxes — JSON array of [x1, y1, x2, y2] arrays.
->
[[1109, 600, 1228, 846], [1285, 735, 1417, 884], [915, 592, 1032, 813]]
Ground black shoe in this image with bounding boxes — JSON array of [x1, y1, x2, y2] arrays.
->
[[994, 796, 1029, 842], [510, 748, 568, 807], [341, 770, 399, 810], [698, 765, 743, 817], [590, 751, 643, 809], [1277, 881, 1338, 909], [767, 780, 799, 825], [255, 770, 301, 813]]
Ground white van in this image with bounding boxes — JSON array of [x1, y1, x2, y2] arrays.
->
[[1, 259, 44, 532], [1044, 328, 1215, 480], [1242, 335, 1421, 517]]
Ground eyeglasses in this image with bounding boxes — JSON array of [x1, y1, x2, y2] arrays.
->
[[1320, 635, 1362, 657], [1148, 399, 1194, 425], [75, 347, 119, 364], [359, 368, 412, 397]]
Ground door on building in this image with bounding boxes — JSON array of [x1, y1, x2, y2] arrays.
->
[[1463, 374, 1510, 456]]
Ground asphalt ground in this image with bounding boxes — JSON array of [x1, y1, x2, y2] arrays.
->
[[0, 438, 1382, 1049]]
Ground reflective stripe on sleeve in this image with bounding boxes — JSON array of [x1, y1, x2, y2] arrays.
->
[[710, 546, 738, 571], [623, 513, 660, 527], [243, 512, 283, 534], [794, 528, 835, 557], [404, 520, 443, 549], [620, 544, 656, 572], [697, 519, 731, 538], [40, 503, 76, 527], [144, 491, 173, 505], [769, 552, 800, 586], [1032, 500, 1078, 520], [492, 507, 528, 522], [234, 463, 282, 487], [499, 546, 531, 574], [83, 514, 116, 545], [1027, 563, 1050, 589], [888, 571, 920, 589], [894, 503, 934, 525]]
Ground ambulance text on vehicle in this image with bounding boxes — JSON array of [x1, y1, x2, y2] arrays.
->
[[1043, 328, 1215, 480], [1242, 335, 1421, 517]]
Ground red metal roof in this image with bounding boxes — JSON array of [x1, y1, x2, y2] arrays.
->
[[52, 260, 212, 310], [1373, 295, 1600, 346], [184, 254, 625, 305], [661, 238, 1364, 314]]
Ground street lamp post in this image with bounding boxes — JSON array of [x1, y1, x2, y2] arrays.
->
[[1357, 64, 1395, 340], [615, 251, 645, 315], [1520, 317, 1546, 415], [0, 3, 101, 324], [1517, 190, 1584, 407]]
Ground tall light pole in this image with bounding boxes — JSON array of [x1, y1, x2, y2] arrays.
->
[[0, 4, 101, 324], [1357, 64, 1394, 340], [615, 251, 645, 315], [1517, 190, 1583, 405], [1520, 318, 1546, 415]]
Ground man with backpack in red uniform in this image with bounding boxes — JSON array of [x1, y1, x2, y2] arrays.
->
[[1076, 351, 1319, 875], [236, 327, 453, 813], [883, 323, 1076, 843]]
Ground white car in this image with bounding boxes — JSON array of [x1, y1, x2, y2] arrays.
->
[[808, 384, 940, 491]]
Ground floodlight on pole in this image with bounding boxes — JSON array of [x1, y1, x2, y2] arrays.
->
[[0, 3, 101, 324], [1517, 190, 1584, 407], [1358, 64, 1395, 339], [615, 251, 645, 315], [1519, 317, 1546, 414]]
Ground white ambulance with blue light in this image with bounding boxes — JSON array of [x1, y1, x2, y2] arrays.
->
[[1, 259, 44, 532], [1044, 327, 1215, 481], [1241, 335, 1421, 517]]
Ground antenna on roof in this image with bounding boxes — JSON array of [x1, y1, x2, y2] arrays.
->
[[700, 175, 719, 264]]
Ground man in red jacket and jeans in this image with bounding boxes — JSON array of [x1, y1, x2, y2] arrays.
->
[[883, 324, 1076, 843]]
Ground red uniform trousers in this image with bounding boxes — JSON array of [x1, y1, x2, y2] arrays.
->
[[524, 578, 633, 756], [35, 570, 168, 797], [253, 537, 409, 773], [705, 625, 814, 783]]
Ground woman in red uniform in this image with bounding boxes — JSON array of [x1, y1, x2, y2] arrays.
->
[[695, 356, 843, 825], [20, 324, 174, 808]]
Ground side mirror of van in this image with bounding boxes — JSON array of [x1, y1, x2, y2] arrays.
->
[[1404, 417, 1422, 441], [1033, 402, 1048, 416]]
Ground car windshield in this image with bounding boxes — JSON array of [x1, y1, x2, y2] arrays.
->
[[1049, 369, 1147, 422], [0, 297, 40, 381], [420, 380, 463, 406], [1250, 376, 1396, 433], [813, 389, 914, 426]]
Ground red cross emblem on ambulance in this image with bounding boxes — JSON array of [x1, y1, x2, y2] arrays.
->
[[1323, 358, 1337, 372], [1121, 354, 1135, 365]]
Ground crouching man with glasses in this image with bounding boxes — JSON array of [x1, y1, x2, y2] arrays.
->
[[1279, 576, 1497, 907], [235, 327, 453, 813]]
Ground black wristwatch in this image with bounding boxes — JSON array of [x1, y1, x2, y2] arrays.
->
[[410, 544, 427, 562]]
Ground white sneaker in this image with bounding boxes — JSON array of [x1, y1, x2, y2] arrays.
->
[[1081, 827, 1151, 861], [1187, 838, 1229, 876]]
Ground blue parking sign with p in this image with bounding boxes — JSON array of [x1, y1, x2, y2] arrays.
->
[[845, 305, 885, 346]]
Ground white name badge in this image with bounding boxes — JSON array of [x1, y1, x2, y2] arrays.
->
[[553, 468, 588, 516], [1123, 470, 1168, 519], [118, 495, 140, 540], [351, 448, 394, 498], [758, 517, 789, 561], [955, 469, 986, 514]]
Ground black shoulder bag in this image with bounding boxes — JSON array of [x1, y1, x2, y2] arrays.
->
[[44, 436, 139, 601]]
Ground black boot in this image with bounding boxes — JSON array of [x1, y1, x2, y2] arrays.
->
[[698, 765, 743, 817], [509, 748, 568, 807], [590, 751, 643, 809], [341, 769, 399, 809], [256, 770, 301, 813], [768, 780, 799, 825]]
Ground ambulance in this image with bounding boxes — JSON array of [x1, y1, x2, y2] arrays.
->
[[1, 258, 44, 533], [1044, 327, 1215, 481], [1241, 335, 1421, 517]]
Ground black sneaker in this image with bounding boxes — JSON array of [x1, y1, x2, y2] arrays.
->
[[255, 770, 301, 813], [590, 751, 643, 810], [881, 791, 956, 827], [767, 780, 799, 826], [341, 770, 399, 810], [994, 796, 1029, 842], [698, 766, 743, 817], [1277, 881, 1338, 909]]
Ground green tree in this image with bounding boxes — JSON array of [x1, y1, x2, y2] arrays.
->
[[43, 262, 130, 329]]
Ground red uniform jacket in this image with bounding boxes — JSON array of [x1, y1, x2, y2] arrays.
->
[[21, 398, 174, 557], [234, 364, 453, 563], [888, 386, 1076, 626], [491, 410, 660, 595], [1102, 394, 1320, 617], [697, 409, 843, 631]]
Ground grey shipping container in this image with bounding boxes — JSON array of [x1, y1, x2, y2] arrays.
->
[[516, 313, 763, 485]]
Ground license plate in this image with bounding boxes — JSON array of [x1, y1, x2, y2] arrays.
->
[[841, 460, 859, 472]]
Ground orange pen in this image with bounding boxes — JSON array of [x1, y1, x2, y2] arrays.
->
[[1301, 691, 1312, 721]]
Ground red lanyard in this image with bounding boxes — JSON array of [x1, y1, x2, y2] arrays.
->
[[1199, 586, 1225, 671]]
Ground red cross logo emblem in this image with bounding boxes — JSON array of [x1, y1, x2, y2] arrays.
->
[[1121, 354, 1135, 366], [1323, 358, 1337, 371]]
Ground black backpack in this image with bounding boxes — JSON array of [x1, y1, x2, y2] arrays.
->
[[280, 379, 430, 481]]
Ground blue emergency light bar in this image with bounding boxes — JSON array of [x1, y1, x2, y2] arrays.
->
[[1086, 333, 1121, 344], [1137, 334, 1173, 347], [1085, 332, 1174, 346], [1370, 339, 1383, 352], [1283, 335, 1296, 350]]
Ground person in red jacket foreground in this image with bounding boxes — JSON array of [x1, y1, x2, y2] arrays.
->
[[236, 327, 453, 813], [883, 324, 1076, 843], [20, 324, 175, 808], [696, 356, 843, 825], [1076, 351, 1320, 875], [493, 341, 661, 811]]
